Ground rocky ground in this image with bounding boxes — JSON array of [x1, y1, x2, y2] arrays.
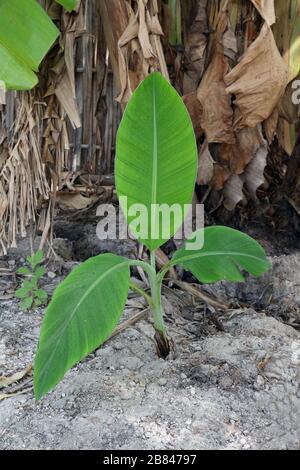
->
[[0, 232, 299, 450]]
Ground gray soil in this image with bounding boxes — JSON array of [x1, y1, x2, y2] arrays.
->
[[0, 236, 300, 450]]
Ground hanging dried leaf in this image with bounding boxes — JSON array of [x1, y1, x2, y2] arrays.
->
[[217, 126, 267, 208], [244, 144, 268, 198], [197, 142, 214, 185], [223, 174, 244, 211], [223, 24, 238, 62], [47, 9, 82, 129], [116, 0, 169, 103], [54, 72, 81, 129], [0, 181, 8, 224], [183, 0, 208, 94], [250, 0, 276, 26], [212, 163, 231, 190], [197, 41, 235, 144], [183, 91, 203, 139], [97, 0, 130, 93], [263, 107, 279, 143], [218, 125, 262, 175], [225, 24, 289, 130], [195, 8, 235, 145], [276, 120, 295, 156]]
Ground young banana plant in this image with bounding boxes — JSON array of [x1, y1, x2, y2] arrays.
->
[[34, 73, 270, 399]]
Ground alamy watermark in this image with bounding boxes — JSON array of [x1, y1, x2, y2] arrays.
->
[[96, 197, 205, 250], [292, 79, 300, 105]]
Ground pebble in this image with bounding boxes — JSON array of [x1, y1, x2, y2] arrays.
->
[[158, 378, 167, 386], [120, 390, 132, 400], [255, 375, 265, 390], [47, 272, 56, 280]]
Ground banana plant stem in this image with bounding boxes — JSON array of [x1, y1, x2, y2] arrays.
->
[[129, 257, 168, 339], [150, 250, 156, 271]]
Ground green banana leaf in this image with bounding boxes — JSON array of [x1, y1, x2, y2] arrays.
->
[[34, 254, 130, 399], [171, 226, 270, 283], [56, 0, 78, 12], [0, 0, 77, 91], [116, 73, 197, 252]]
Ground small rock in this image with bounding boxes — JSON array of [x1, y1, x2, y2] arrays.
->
[[120, 390, 132, 400], [8, 260, 16, 267], [254, 375, 265, 390], [158, 378, 167, 386], [47, 271, 56, 280]]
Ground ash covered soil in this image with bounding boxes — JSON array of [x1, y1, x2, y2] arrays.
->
[[0, 236, 300, 450]]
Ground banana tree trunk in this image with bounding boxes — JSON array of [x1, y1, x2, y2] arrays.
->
[[96, 0, 130, 94]]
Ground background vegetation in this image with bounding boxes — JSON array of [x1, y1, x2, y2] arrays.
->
[[0, 0, 299, 254]]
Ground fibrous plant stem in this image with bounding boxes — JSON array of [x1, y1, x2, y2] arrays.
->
[[129, 256, 170, 357]]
